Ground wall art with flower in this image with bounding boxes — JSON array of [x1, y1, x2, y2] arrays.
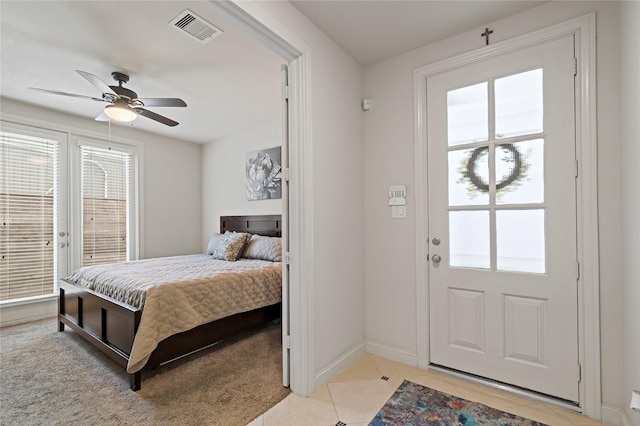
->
[[245, 147, 282, 200]]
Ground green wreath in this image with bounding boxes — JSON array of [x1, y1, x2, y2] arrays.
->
[[458, 143, 529, 196]]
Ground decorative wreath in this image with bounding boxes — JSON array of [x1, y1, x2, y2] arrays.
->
[[459, 143, 528, 196]]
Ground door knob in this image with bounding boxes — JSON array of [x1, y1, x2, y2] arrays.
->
[[432, 254, 441, 263]]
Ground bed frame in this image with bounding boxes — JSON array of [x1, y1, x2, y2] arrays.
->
[[58, 214, 282, 391]]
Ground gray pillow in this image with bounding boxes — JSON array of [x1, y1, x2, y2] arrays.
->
[[242, 235, 282, 262]]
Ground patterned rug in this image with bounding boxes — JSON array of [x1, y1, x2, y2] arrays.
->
[[370, 380, 547, 426]]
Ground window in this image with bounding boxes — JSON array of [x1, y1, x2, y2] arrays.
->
[[71, 137, 138, 269], [0, 129, 60, 301], [80, 146, 130, 265], [0, 121, 140, 304]]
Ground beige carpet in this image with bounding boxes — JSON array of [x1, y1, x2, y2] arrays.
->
[[0, 318, 289, 426]]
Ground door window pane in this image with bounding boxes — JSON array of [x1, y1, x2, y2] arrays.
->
[[495, 69, 543, 138], [447, 82, 488, 146], [449, 147, 489, 206], [496, 140, 544, 204], [449, 210, 490, 269], [496, 209, 545, 273], [1, 132, 58, 301], [81, 146, 130, 266]]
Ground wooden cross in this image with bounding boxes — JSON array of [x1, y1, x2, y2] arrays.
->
[[481, 27, 494, 45]]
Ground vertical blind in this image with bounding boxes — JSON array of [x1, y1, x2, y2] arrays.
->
[[80, 145, 130, 266], [0, 132, 58, 301]]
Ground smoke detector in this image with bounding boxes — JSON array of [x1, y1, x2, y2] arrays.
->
[[169, 9, 223, 44]]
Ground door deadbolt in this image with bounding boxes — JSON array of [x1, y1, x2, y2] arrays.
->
[[432, 237, 441, 246]]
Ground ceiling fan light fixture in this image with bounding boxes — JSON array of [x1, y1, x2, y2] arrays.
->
[[104, 104, 137, 122]]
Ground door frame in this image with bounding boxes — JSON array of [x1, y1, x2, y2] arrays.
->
[[413, 13, 600, 418], [201, 0, 315, 397]]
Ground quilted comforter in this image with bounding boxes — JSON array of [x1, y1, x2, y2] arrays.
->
[[64, 254, 282, 373]]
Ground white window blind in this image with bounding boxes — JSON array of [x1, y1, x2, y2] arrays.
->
[[0, 132, 58, 301], [80, 145, 130, 266]]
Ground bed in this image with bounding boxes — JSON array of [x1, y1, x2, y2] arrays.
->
[[57, 214, 282, 391]]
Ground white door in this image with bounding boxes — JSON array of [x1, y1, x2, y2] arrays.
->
[[280, 63, 291, 387], [0, 122, 69, 301], [427, 35, 579, 402]]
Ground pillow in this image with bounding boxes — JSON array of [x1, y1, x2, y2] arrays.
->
[[210, 231, 251, 261], [242, 234, 282, 262], [206, 232, 225, 255]]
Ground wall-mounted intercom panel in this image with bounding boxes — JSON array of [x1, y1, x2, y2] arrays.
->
[[388, 185, 407, 206]]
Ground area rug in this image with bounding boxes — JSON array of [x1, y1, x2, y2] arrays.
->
[[369, 380, 547, 426], [1, 319, 289, 426]]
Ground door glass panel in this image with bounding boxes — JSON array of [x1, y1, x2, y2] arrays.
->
[[447, 82, 488, 146], [449, 210, 490, 269], [496, 209, 545, 273], [495, 69, 543, 139], [0, 132, 59, 301], [496, 139, 544, 204], [449, 147, 489, 206]]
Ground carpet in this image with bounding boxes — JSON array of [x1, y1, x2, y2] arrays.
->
[[0, 318, 289, 426], [370, 380, 547, 426]]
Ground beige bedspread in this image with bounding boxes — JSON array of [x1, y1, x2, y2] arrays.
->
[[64, 254, 282, 373]]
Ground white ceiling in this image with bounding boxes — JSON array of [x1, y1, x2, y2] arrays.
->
[[1, 1, 544, 145], [0, 1, 285, 144], [290, 0, 544, 66]]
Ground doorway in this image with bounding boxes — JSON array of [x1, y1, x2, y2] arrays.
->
[[426, 35, 578, 402], [413, 14, 600, 415]]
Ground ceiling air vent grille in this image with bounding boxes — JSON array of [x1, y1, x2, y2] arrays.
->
[[169, 9, 222, 44]]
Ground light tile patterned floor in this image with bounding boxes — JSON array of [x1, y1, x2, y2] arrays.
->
[[247, 354, 605, 426]]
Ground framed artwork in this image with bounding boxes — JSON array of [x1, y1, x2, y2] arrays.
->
[[245, 147, 282, 200]]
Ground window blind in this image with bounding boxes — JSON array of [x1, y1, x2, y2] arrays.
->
[[0, 132, 58, 301], [80, 145, 130, 266]]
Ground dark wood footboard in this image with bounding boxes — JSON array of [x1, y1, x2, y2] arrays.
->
[[58, 279, 143, 389], [58, 279, 281, 391]]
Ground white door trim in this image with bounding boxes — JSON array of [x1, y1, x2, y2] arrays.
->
[[201, 0, 316, 397], [413, 13, 600, 418]]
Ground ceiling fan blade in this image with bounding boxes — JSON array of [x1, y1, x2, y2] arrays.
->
[[76, 70, 118, 96], [134, 107, 179, 127], [137, 98, 187, 107], [28, 87, 103, 102]]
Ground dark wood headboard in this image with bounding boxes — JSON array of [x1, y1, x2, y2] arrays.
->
[[220, 215, 282, 237]]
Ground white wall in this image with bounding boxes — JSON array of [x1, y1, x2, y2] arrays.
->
[[249, 1, 366, 388], [201, 122, 282, 249], [619, 2, 640, 425], [363, 0, 626, 417], [0, 98, 203, 259]]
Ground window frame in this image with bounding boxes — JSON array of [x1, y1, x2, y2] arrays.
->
[[0, 120, 68, 303], [69, 135, 140, 270]]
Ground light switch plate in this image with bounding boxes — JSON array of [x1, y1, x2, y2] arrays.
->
[[392, 206, 406, 218]]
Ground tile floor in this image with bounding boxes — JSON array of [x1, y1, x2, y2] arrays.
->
[[247, 354, 605, 426]]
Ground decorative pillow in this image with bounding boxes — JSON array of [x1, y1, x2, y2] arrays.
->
[[206, 233, 225, 255], [211, 232, 251, 261], [242, 235, 282, 262]]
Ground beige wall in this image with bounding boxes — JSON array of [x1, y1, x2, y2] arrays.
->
[[201, 122, 282, 250], [363, 0, 629, 417]]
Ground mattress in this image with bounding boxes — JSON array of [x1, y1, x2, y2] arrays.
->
[[65, 254, 282, 373]]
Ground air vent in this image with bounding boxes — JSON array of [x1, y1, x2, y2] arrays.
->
[[169, 9, 223, 44]]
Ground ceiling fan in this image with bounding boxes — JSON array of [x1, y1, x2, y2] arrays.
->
[[29, 70, 187, 127]]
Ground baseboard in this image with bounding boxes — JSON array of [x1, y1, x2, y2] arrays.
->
[[601, 404, 633, 426], [366, 340, 418, 367], [0, 296, 57, 327], [314, 340, 367, 390]]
